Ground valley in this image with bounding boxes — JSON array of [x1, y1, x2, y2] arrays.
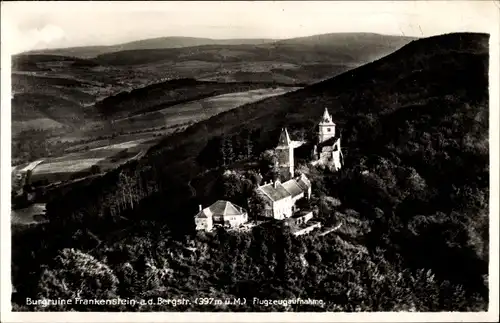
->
[[11, 33, 414, 192], [12, 85, 299, 190]]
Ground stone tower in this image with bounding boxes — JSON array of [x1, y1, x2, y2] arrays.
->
[[275, 128, 294, 180], [318, 108, 336, 143], [312, 108, 344, 171]]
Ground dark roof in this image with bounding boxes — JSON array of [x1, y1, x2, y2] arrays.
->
[[282, 179, 304, 198], [318, 134, 341, 148], [277, 128, 291, 147], [258, 182, 291, 202], [195, 211, 210, 219], [296, 174, 312, 190]]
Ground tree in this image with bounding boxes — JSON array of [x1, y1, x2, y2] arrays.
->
[[221, 137, 235, 167], [248, 190, 267, 220], [36, 248, 119, 311], [260, 149, 279, 180], [25, 169, 33, 186], [90, 165, 101, 175]]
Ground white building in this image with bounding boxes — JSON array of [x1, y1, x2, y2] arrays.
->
[[256, 180, 293, 220], [256, 174, 312, 220], [195, 200, 248, 231]]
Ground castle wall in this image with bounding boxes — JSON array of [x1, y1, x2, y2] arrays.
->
[[293, 222, 321, 236]]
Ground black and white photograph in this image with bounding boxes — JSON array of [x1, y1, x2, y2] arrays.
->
[[1, 1, 499, 321]]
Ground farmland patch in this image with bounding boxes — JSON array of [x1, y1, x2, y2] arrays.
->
[[33, 158, 104, 175]]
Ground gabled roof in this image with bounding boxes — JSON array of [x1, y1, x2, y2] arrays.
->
[[258, 182, 291, 202], [196, 200, 247, 218], [282, 179, 304, 198], [296, 174, 312, 190], [277, 128, 291, 147]]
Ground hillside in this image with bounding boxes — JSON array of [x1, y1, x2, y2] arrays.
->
[[25, 37, 279, 58], [275, 32, 415, 61], [94, 78, 301, 119], [12, 93, 87, 128], [25, 34, 411, 60], [12, 32, 489, 311]]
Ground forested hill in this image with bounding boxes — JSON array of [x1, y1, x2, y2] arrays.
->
[[15, 32, 489, 311], [148, 32, 488, 168]]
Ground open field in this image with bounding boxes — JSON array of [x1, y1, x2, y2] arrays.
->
[[11, 203, 47, 225], [62, 133, 164, 153], [12, 119, 66, 135], [111, 87, 299, 131], [33, 158, 105, 175], [90, 139, 152, 151], [25, 137, 158, 185], [50, 148, 125, 162]]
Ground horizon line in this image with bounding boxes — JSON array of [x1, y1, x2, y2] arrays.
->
[[20, 31, 420, 54]]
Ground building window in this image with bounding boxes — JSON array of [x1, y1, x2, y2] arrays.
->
[[327, 128, 331, 132]]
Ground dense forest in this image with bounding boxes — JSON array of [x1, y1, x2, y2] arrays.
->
[[11, 32, 490, 311]]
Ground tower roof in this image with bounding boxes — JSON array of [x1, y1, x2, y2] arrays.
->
[[277, 128, 291, 147], [320, 108, 334, 125]]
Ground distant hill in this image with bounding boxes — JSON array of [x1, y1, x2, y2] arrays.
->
[[275, 32, 416, 62], [24, 37, 279, 59], [24, 33, 414, 61], [88, 33, 414, 85], [12, 54, 102, 71], [93, 33, 415, 66], [19, 33, 415, 85], [277, 32, 413, 47], [11, 33, 416, 138]]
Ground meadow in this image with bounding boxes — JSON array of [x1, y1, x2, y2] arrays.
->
[[111, 87, 300, 132]]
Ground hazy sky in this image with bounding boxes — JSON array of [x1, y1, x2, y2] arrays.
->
[[2, 1, 499, 54]]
